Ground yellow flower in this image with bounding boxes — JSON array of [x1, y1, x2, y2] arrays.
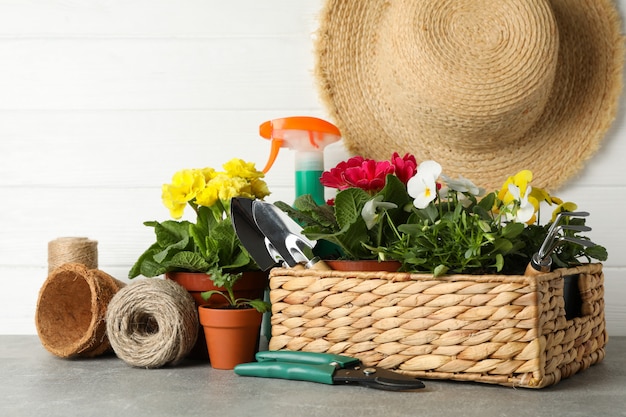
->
[[160, 160, 270, 217], [497, 170, 541, 224], [551, 201, 578, 222], [498, 170, 532, 203], [250, 178, 271, 200], [195, 174, 247, 206], [161, 169, 206, 218], [199, 167, 217, 183], [161, 185, 188, 219], [550, 196, 564, 205], [218, 176, 250, 201], [507, 184, 539, 224], [223, 158, 264, 180], [194, 178, 221, 207], [530, 186, 552, 205]]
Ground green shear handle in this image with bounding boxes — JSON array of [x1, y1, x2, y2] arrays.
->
[[235, 351, 360, 385], [235, 361, 337, 385]]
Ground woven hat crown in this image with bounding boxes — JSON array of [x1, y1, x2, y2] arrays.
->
[[394, 0, 558, 149]]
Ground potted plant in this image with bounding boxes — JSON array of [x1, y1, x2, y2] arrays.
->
[[275, 154, 607, 276], [198, 271, 270, 370], [128, 158, 272, 357], [275, 152, 416, 271]]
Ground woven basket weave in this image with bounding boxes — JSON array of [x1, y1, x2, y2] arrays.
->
[[268, 263, 605, 388]]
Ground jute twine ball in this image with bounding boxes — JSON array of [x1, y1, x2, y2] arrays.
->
[[106, 279, 199, 368], [35, 263, 126, 358], [48, 237, 98, 273]]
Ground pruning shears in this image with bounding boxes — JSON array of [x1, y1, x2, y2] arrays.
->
[[234, 351, 425, 391]]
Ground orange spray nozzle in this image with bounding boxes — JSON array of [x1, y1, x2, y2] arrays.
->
[[259, 117, 341, 173], [262, 137, 284, 173]]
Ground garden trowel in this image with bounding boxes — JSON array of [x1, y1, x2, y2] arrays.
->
[[252, 200, 331, 271], [231, 198, 331, 271], [230, 197, 281, 271]]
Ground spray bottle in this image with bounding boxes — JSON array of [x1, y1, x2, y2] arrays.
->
[[259, 116, 341, 204]]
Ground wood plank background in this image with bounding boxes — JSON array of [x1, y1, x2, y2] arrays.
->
[[1, 0, 624, 336]]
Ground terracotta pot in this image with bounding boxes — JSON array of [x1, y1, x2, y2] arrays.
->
[[166, 270, 268, 360], [198, 305, 263, 370], [166, 270, 268, 307], [324, 259, 402, 272]]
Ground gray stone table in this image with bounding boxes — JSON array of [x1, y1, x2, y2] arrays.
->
[[1, 335, 625, 417]]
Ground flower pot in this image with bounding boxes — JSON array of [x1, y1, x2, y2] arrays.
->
[[198, 305, 263, 370], [324, 259, 401, 272], [35, 263, 126, 358], [166, 270, 268, 359], [166, 270, 268, 306]]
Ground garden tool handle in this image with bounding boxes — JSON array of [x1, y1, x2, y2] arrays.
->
[[234, 361, 336, 385], [306, 257, 332, 271], [282, 258, 331, 271], [525, 263, 549, 276], [524, 253, 552, 276]]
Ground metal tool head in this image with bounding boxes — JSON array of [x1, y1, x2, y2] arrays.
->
[[531, 211, 595, 269], [543, 211, 589, 243], [334, 367, 425, 391], [230, 197, 280, 271], [252, 200, 317, 267]]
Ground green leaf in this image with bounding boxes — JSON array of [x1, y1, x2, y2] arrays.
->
[[138, 257, 167, 278], [501, 222, 524, 239], [433, 265, 449, 277], [489, 238, 514, 255], [200, 289, 229, 304], [276, 198, 338, 231], [585, 245, 608, 261], [477, 192, 496, 211], [246, 299, 271, 313], [128, 243, 160, 278], [168, 251, 211, 272], [334, 188, 371, 229], [473, 205, 492, 221], [493, 253, 504, 272], [379, 175, 412, 210], [149, 220, 193, 263], [155, 220, 193, 248], [421, 204, 439, 223]]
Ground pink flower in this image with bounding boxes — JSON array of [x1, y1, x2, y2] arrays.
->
[[390, 153, 418, 185], [321, 156, 395, 193]]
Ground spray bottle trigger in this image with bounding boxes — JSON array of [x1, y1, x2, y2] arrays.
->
[[262, 138, 284, 174], [308, 131, 319, 149]]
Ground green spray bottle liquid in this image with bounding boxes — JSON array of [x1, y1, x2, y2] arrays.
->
[[260, 116, 341, 204]]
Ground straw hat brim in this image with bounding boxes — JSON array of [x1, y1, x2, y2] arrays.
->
[[315, 0, 625, 191]]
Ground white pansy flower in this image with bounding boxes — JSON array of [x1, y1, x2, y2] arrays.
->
[[506, 183, 534, 223], [361, 196, 397, 230], [407, 160, 442, 209], [441, 174, 485, 196]]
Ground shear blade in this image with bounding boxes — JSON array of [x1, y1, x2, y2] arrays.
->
[[373, 376, 425, 390]]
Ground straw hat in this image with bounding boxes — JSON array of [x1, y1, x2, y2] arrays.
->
[[315, 0, 624, 190]]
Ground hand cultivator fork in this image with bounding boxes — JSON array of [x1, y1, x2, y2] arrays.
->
[[527, 211, 596, 274]]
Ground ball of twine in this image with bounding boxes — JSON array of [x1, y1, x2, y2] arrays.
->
[[48, 237, 98, 273], [106, 279, 199, 368]]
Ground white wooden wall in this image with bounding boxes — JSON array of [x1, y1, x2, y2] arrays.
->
[[1, 0, 624, 336]]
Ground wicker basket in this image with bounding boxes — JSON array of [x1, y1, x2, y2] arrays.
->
[[268, 263, 606, 388]]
